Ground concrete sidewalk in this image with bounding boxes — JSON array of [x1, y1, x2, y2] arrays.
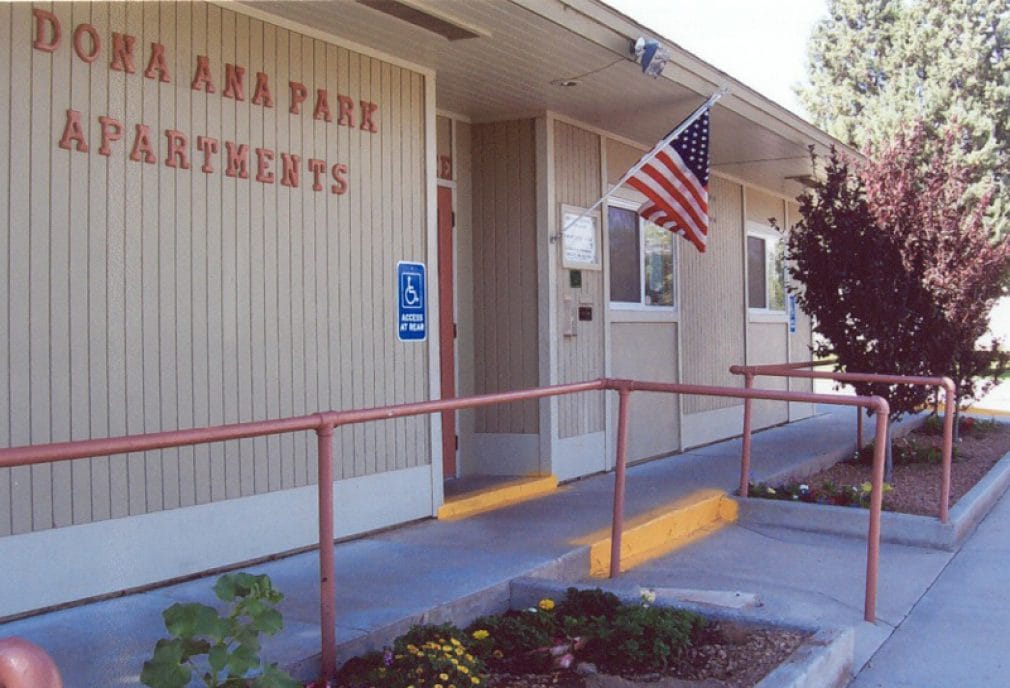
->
[[0, 405, 997, 687]]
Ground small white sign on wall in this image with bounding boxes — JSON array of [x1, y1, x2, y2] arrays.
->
[[561, 207, 601, 270]]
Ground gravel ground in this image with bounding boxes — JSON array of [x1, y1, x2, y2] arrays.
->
[[801, 424, 1010, 516], [483, 624, 808, 688]]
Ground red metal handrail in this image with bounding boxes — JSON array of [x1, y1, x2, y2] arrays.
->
[[0, 377, 890, 680], [731, 362, 955, 522]]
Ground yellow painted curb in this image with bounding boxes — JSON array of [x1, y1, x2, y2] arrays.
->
[[586, 490, 738, 578], [437, 475, 559, 520]]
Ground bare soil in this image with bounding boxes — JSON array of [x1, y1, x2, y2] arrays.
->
[[803, 424, 1010, 516], [484, 623, 808, 688]]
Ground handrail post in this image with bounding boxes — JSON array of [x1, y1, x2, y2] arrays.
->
[[865, 402, 889, 623], [940, 379, 955, 523], [856, 407, 863, 453], [316, 421, 337, 681], [610, 383, 632, 578], [739, 372, 754, 496]]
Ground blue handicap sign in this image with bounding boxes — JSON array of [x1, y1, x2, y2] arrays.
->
[[788, 293, 798, 334], [397, 261, 427, 341]]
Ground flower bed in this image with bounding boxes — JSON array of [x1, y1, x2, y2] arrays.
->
[[334, 588, 807, 688], [748, 417, 1010, 516]]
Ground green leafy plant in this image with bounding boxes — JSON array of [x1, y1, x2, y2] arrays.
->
[[465, 608, 556, 671], [851, 436, 959, 467], [748, 480, 893, 509], [577, 603, 703, 674], [339, 624, 485, 688], [922, 414, 998, 437], [140, 573, 300, 688], [342, 588, 708, 682], [554, 587, 621, 622], [466, 589, 703, 675]]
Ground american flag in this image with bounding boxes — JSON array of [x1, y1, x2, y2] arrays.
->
[[625, 109, 711, 253]]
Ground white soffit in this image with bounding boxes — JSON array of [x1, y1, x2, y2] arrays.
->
[[249, 0, 848, 195]]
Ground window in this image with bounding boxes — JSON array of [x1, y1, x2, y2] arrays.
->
[[608, 203, 676, 308], [747, 225, 786, 312]]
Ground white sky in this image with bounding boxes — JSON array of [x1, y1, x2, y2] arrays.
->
[[605, 0, 829, 120]]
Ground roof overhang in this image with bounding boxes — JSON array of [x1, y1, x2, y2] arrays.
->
[[241, 0, 854, 197]]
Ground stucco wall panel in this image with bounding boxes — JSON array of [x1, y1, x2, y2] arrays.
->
[[0, 2, 430, 535]]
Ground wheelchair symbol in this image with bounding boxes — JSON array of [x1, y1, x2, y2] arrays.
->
[[400, 272, 423, 309]]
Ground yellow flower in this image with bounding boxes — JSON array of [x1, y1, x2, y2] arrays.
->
[[450, 658, 459, 665], [435, 684, 444, 688], [471, 629, 490, 640], [459, 666, 470, 675], [440, 674, 449, 681], [451, 638, 462, 647], [538, 598, 555, 611], [465, 654, 474, 662], [492, 650, 503, 659], [455, 647, 464, 656], [407, 644, 419, 653], [471, 679, 481, 685]]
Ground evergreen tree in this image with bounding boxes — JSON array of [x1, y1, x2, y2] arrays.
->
[[801, 0, 1010, 228]]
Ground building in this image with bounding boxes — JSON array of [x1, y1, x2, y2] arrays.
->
[[0, 0, 845, 618]]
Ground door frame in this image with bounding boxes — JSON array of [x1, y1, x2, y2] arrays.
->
[[437, 182, 459, 479]]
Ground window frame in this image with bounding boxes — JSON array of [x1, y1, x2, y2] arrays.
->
[[606, 198, 678, 317], [746, 221, 788, 320]]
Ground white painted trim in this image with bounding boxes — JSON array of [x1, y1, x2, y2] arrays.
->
[[0, 465, 433, 619], [536, 115, 558, 475], [601, 134, 615, 470], [749, 311, 788, 324], [424, 70, 444, 510], [741, 186, 751, 365], [470, 434, 541, 476], [436, 108, 472, 124], [608, 308, 678, 324], [225, 1, 436, 79]]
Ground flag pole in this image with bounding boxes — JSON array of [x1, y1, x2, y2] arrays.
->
[[553, 85, 730, 242]]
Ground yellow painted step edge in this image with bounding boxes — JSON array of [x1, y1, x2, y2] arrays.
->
[[588, 492, 738, 578], [437, 475, 559, 520]]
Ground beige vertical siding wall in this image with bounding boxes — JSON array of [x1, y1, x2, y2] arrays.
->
[[0, 2, 429, 536], [682, 176, 747, 414], [553, 121, 605, 438], [470, 120, 539, 433]]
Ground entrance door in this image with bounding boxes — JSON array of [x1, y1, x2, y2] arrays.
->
[[437, 185, 457, 479]]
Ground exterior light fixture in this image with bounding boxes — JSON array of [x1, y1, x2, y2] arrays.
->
[[630, 36, 671, 78]]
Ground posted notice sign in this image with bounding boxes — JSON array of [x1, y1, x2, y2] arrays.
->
[[397, 261, 427, 341]]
